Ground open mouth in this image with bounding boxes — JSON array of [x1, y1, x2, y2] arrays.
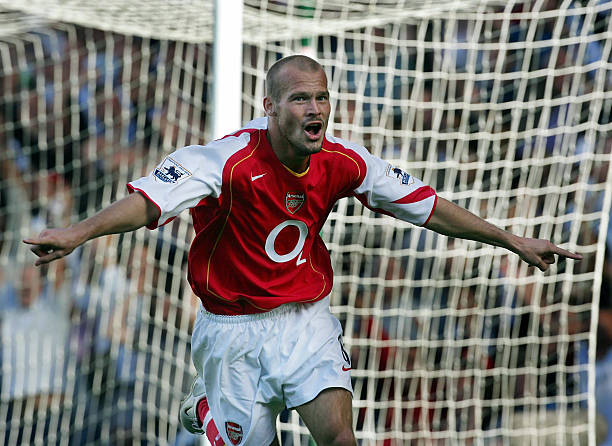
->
[[304, 122, 323, 140]]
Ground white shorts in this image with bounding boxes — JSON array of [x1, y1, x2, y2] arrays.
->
[[190, 296, 353, 446]]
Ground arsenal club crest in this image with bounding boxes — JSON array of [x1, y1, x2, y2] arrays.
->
[[285, 192, 305, 214], [225, 421, 243, 445]]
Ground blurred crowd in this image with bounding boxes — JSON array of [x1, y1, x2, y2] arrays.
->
[[1, 1, 611, 445], [0, 26, 205, 445]]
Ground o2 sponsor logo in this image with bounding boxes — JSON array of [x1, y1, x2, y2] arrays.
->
[[264, 219, 308, 266]]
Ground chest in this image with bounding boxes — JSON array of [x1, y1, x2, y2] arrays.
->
[[226, 157, 343, 222]]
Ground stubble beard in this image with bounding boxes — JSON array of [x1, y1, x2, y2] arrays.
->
[[301, 139, 324, 155], [280, 125, 324, 158]]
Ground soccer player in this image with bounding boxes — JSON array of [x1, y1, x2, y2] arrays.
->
[[24, 55, 582, 446]]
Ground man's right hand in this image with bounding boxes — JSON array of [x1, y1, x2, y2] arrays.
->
[[23, 192, 159, 266], [23, 227, 86, 266]]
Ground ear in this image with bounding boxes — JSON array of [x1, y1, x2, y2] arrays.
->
[[264, 96, 276, 117]]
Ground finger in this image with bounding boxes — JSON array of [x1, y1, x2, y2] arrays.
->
[[30, 244, 65, 261], [24, 238, 60, 252], [34, 250, 65, 266], [553, 246, 582, 260], [30, 245, 52, 258], [23, 237, 44, 245], [527, 258, 548, 272]]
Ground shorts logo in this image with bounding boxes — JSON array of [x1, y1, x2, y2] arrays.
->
[[386, 164, 414, 186], [338, 335, 351, 372], [154, 157, 191, 183], [285, 192, 305, 214], [225, 421, 243, 445]]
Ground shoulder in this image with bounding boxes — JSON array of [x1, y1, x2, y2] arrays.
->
[[314, 135, 371, 188], [322, 134, 372, 161], [321, 134, 373, 173], [154, 119, 268, 183], [171, 119, 268, 166], [206, 117, 268, 157], [238, 117, 268, 131], [211, 117, 268, 150]]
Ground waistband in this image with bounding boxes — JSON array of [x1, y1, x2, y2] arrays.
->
[[199, 295, 330, 324]]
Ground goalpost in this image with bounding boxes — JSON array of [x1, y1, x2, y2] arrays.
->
[[0, 1, 610, 445]]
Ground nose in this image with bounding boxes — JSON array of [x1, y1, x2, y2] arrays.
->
[[307, 98, 321, 115]]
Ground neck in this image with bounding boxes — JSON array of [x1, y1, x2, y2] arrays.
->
[[266, 127, 310, 174]]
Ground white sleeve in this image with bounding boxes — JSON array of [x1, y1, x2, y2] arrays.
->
[[349, 143, 437, 226], [127, 133, 251, 228]]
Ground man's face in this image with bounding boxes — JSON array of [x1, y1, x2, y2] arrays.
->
[[268, 66, 330, 157]]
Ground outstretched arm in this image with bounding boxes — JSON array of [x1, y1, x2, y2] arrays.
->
[[23, 192, 159, 266], [424, 197, 582, 271]]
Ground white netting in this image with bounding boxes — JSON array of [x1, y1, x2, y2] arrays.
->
[[0, 1, 611, 445]]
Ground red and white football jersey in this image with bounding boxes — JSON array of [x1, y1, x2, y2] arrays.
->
[[128, 118, 437, 315]]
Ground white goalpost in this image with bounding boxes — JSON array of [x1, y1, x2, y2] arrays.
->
[[212, 0, 243, 139], [0, 1, 611, 445]]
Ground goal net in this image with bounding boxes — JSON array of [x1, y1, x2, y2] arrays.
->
[[1, 1, 611, 445]]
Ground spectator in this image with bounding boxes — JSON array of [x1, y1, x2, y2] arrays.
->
[[0, 261, 71, 445]]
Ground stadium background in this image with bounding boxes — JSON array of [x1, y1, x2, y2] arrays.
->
[[0, 1, 611, 445]]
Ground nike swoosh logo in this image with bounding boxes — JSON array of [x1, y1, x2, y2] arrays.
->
[[251, 173, 266, 181], [342, 366, 351, 372]]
